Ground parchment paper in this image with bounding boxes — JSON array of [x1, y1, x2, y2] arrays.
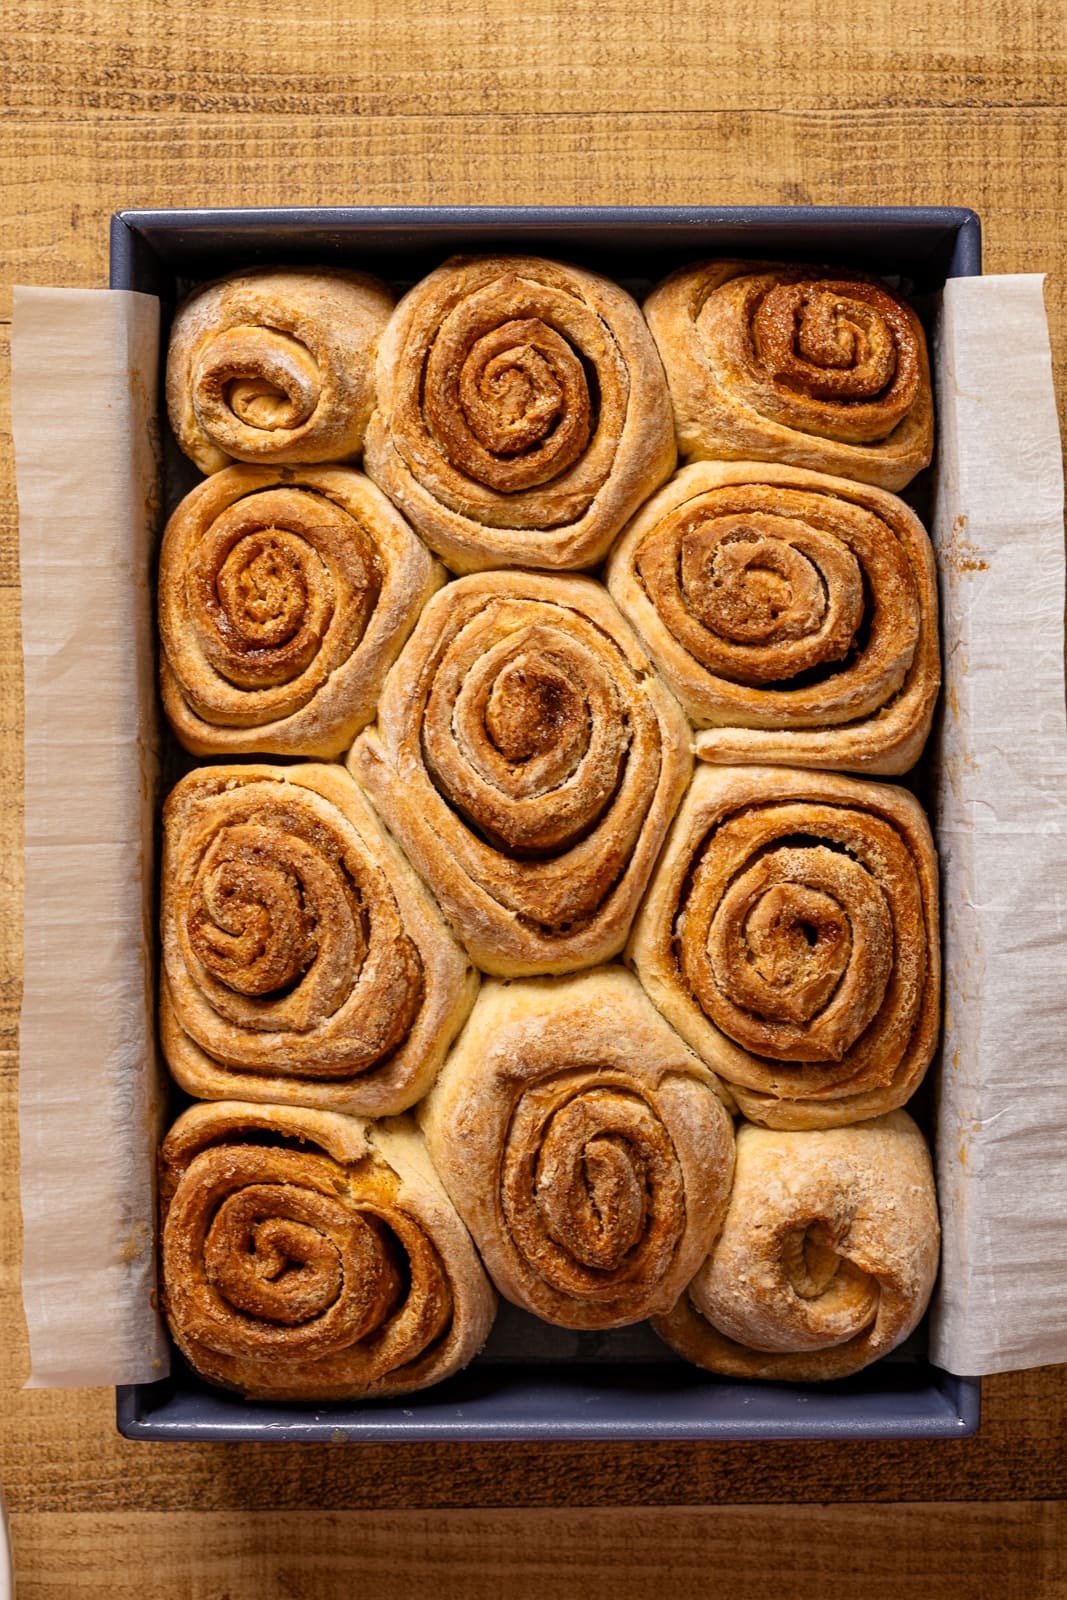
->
[[13, 287, 170, 1385], [930, 275, 1067, 1376], [11, 276, 1067, 1384]]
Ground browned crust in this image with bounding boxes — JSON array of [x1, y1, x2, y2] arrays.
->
[[159, 1101, 496, 1400]]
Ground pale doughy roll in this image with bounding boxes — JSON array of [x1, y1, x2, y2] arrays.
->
[[349, 571, 694, 975], [654, 1112, 939, 1381], [363, 254, 677, 572], [159, 465, 444, 758], [167, 266, 394, 474], [628, 765, 940, 1129], [161, 764, 479, 1117], [419, 968, 736, 1329], [606, 461, 940, 774], [645, 260, 933, 491], [160, 1101, 496, 1400]]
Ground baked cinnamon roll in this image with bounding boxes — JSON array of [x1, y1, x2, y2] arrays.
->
[[606, 461, 939, 774], [350, 572, 693, 975], [160, 1101, 495, 1399], [420, 967, 735, 1329], [628, 765, 940, 1128], [158, 465, 443, 758], [160, 764, 478, 1117], [654, 1112, 939, 1381], [645, 261, 933, 491], [363, 254, 676, 572], [167, 266, 393, 473]]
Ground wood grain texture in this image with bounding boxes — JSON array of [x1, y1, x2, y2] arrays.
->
[[4, 0, 1066, 117], [8, 1504, 1067, 1599], [1, 0, 1066, 1591]]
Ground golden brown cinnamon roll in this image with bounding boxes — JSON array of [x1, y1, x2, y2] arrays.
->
[[606, 462, 939, 774], [420, 968, 735, 1329], [653, 1113, 939, 1381], [167, 266, 394, 474], [645, 261, 933, 491], [160, 764, 478, 1116], [363, 255, 676, 572], [160, 1101, 496, 1400], [628, 765, 940, 1128], [349, 572, 693, 975], [158, 465, 444, 758]]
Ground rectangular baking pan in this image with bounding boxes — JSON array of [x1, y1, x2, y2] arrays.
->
[[111, 204, 982, 1442]]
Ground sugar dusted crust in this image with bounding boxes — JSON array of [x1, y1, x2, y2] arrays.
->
[[653, 1112, 939, 1381]]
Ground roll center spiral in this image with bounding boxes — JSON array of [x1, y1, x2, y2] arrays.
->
[[184, 487, 385, 705], [681, 516, 833, 647], [189, 836, 318, 997], [538, 1122, 648, 1272], [738, 881, 852, 1020], [636, 494, 868, 689], [502, 1083, 685, 1297], [183, 814, 370, 1020], [463, 335, 564, 451], [206, 1194, 344, 1324], [752, 283, 899, 401], [774, 1218, 880, 1342], [421, 609, 632, 857], [194, 1167, 403, 1350], [681, 819, 897, 1063], [424, 302, 593, 493], [195, 325, 321, 438], [484, 663, 585, 763], [215, 531, 311, 647], [780, 1222, 845, 1300]]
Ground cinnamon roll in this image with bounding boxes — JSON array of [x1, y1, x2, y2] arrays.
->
[[160, 764, 478, 1117], [606, 462, 939, 774], [167, 266, 394, 473], [654, 1112, 939, 1381], [628, 765, 940, 1128], [160, 1101, 496, 1400], [158, 465, 444, 758], [349, 572, 694, 975], [419, 967, 735, 1329], [645, 261, 933, 491], [363, 254, 677, 572]]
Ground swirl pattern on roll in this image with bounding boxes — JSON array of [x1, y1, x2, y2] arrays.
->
[[159, 465, 444, 758], [166, 266, 394, 474], [160, 1101, 496, 1400], [363, 255, 677, 572], [628, 765, 939, 1128], [161, 764, 478, 1116], [607, 461, 940, 774], [419, 968, 735, 1328], [653, 1113, 939, 1381], [349, 572, 693, 975], [645, 261, 933, 491]]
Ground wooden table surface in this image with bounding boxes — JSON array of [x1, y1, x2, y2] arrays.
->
[[2, 2, 1066, 1595]]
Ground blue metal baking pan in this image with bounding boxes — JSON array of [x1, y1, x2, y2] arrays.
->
[[112, 204, 981, 1442]]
